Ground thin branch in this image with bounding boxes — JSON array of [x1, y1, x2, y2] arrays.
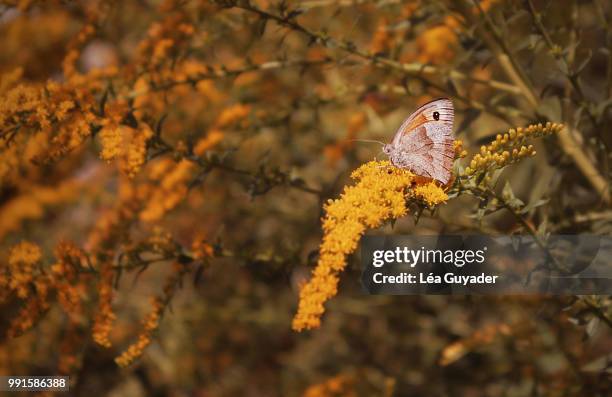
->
[[230, 1, 523, 97], [299, 0, 400, 10], [469, 0, 610, 204]]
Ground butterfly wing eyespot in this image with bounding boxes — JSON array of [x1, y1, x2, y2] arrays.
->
[[391, 98, 454, 145]]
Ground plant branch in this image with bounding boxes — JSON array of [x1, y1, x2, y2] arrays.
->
[[228, 1, 523, 97], [469, 0, 610, 204]]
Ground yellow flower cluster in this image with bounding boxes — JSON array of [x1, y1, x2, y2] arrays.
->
[[0, 68, 109, 168], [115, 297, 162, 368], [292, 161, 448, 331], [6, 241, 42, 299], [412, 182, 449, 207], [92, 264, 116, 348], [137, 11, 195, 68], [139, 159, 195, 222], [51, 241, 87, 323], [99, 127, 122, 160], [2, 240, 94, 338], [191, 103, 249, 156], [99, 124, 153, 177], [464, 122, 563, 176], [3, 241, 52, 337], [7, 296, 50, 338], [62, 24, 95, 80], [453, 139, 468, 159]]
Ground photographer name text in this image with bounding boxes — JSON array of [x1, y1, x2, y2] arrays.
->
[[370, 247, 498, 286]]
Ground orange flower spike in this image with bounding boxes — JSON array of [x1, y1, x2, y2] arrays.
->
[[114, 297, 163, 367], [92, 264, 116, 348]]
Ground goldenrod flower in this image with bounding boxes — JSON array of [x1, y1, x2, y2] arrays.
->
[[92, 263, 116, 348], [7, 296, 50, 338], [98, 124, 153, 177], [7, 241, 42, 299], [114, 297, 162, 367], [413, 182, 449, 207], [463, 122, 563, 176], [99, 126, 123, 161], [453, 139, 468, 158], [3, 242, 51, 337], [51, 241, 87, 322], [139, 159, 195, 222], [292, 161, 448, 331]]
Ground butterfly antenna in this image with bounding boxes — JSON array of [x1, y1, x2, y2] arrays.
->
[[348, 138, 385, 147]]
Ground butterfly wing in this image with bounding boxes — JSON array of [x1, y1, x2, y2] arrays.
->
[[390, 98, 455, 184]]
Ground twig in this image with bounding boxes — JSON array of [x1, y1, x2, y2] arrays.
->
[[582, 296, 612, 329], [554, 210, 612, 231], [299, 0, 400, 10], [229, 1, 524, 97], [470, 0, 610, 204]]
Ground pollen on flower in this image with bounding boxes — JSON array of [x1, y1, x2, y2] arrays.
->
[[293, 160, 450, 331]]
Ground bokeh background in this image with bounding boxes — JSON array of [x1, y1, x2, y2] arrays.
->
[[0, 0, 611, 395]]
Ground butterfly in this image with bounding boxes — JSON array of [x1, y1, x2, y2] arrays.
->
[[383, 98, 455, 184]]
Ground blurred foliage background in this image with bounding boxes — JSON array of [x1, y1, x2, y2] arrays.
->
[[0, 0, 611, 395]]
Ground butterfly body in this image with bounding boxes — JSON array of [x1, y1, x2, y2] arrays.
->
[[384, 98, 455, 184]]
